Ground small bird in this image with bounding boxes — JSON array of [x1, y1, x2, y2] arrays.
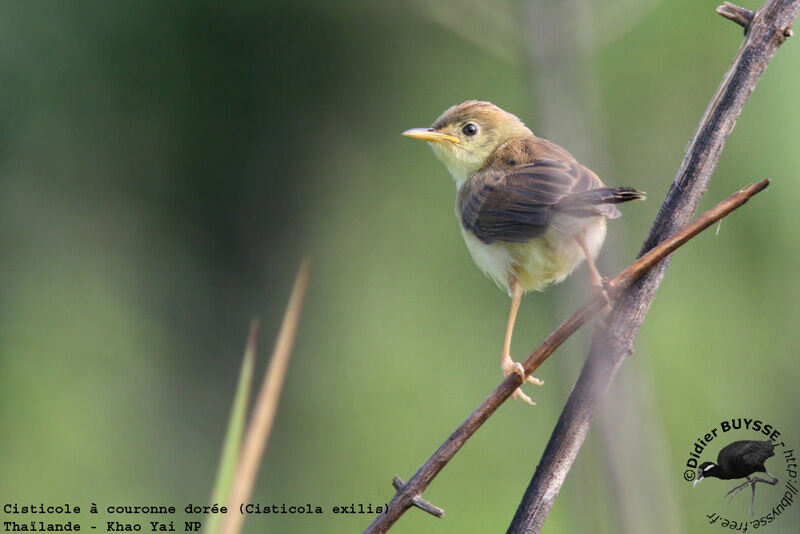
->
[[693, 440, 778, 516], [403, 101, 645, 404]]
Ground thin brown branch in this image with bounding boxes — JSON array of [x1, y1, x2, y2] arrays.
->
[[220, 260, 311, 534], [363, 180, 768, 534], [507, 1, 800, 532]]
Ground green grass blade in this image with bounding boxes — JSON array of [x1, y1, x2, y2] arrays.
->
[[204, 320, 259, 534]]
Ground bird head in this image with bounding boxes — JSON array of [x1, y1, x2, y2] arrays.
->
[[402, 100, 531, 184], [693, 462, 718, 487]]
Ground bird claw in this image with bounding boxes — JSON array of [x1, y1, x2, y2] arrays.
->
[[502, 357, 543, 406], [511, 388, 536, 406], [508, 361, 526, 380], [527, 374, 544, 386]]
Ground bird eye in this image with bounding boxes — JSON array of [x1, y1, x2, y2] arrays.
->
[[462, 123, 478, 136]]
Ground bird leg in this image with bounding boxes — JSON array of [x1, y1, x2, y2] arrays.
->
[[747, 473, 778, 516], [501, 279, 543, 406], [575, 234, 611, 310], [724, 477, 753, 504], [725, 474, 780, 500], [724, 473, 778, 516]]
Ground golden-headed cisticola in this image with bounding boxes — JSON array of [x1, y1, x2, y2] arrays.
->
[[403, 101, 645, 404]]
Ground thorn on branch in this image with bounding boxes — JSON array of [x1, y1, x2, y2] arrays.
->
[[391, 476, 445, 518], [717, 2, 755, 32]]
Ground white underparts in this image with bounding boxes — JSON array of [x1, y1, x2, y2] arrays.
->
[[459, 213, 607, 295]]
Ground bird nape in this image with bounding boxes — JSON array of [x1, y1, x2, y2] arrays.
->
[[402, 100, 645, 405], [694, 439, 778, 516]]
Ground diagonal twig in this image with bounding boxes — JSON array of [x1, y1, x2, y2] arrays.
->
[[507, 1, 800, 532], [364, 178, 768, 534]]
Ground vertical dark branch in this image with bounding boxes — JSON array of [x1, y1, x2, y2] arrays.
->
[[524, 1, 678, 530], [507, 2, 800, 533]]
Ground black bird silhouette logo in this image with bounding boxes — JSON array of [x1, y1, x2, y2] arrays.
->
[[693, 439, 778, 516]]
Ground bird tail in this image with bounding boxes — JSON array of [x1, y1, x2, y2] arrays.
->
[[555, 187, 646, 219]]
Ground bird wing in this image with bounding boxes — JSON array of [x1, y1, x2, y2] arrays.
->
[[740, 440, 775, 467], [458, 157, 607, 244], [718, 440, 775, 474]]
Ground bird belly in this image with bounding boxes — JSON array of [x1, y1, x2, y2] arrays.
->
[[461, 216, 607, 295], [461, 229, 518, 294]]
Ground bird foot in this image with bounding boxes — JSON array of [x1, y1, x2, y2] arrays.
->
[[501, 356, 543, 406]]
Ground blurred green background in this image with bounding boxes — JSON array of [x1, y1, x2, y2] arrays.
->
[[1, 1, 798, 533]]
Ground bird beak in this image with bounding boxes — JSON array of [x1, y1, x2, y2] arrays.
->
[[693, 477, 703, 488], [402, 128, 460, 145]]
